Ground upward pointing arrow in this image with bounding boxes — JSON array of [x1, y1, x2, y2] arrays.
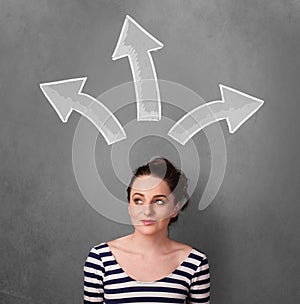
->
[[40, 78, 127, 145], [168, 85, 264, 145], [112, 15, 163, 121]]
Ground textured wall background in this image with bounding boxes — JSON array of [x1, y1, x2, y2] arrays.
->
[[0, 0, 299, 303]]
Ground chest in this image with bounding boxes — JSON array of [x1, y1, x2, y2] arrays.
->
[[123, 256, 178, 281], [109, 247, 191, 282]]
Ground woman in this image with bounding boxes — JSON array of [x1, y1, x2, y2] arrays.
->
[[83, 157, 210, 303]]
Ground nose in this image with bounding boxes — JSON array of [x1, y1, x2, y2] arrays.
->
[[143, 203, 155, 216]]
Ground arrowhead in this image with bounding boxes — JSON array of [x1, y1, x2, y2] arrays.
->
[[40, 78, 87, 122], [220, 85, 264, 133], [112, 15, 163, 60]]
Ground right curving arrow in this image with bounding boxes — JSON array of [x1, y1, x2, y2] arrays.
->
[[168, 85, 264, 145]]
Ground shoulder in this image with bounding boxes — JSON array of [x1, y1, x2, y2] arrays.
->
[[172, 241, 208, 265], [169, 240, 193, 257], [191, 246, 208, 259], [87, 241, 109, 259], [189, 247, 209, 272], [84, 243, 108, 271], [107, 235, 131, 250], [92, 241, 108, 251], [170, 241, 209, 273], [165, 240, 194, 265]]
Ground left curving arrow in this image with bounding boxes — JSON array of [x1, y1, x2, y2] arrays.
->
[[40, 77, 127, 145]]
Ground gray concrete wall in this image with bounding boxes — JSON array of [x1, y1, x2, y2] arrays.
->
[[0, 0, 299, 303]]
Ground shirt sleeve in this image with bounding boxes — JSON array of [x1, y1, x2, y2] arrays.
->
[[187, 255, 210, 303], [83, 247, 104, 303]]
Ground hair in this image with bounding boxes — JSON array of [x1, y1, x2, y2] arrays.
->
[[126, 157, 190, 227]]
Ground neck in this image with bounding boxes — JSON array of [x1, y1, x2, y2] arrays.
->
[[128, 229, 172, 255]]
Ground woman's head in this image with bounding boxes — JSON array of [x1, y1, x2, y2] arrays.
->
[[127, 157, 190, 227]]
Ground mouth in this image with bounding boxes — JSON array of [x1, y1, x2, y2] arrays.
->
[[142, 220, 156, 225]]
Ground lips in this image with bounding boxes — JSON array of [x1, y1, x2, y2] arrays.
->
[[142, 220, 156, 225]]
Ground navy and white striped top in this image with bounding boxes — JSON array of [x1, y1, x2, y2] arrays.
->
[[83, 242, 210, 303]]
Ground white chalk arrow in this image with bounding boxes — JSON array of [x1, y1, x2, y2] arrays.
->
[[168, 85, 264, 145], [40, 77, 127, 145], [112, 15, 163, 121]]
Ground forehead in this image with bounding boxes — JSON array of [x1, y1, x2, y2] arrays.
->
[[131, 175, 171, 193]]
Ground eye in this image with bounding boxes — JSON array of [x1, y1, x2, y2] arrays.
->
[[155, 199, 166, 205], [133, 198, 143, 205]]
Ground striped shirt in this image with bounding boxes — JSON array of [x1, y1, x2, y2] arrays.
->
[[83, 242, 210, 303]]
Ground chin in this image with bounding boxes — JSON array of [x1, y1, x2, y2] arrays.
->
[[135, 224, 168, 234]]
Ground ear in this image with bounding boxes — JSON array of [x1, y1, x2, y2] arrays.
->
[[128, 204, 131, 215], [171, 201, 180, 218]]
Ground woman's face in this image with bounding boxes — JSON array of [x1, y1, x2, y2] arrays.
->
[[128, 174, 179, 231]]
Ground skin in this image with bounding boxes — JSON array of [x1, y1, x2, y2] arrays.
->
[[129, 174, 179, 227], [106, 174, 192, 282]]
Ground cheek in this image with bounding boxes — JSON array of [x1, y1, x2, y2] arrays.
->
[[128, 204, 144, 216], [160, 205, 176, 215]]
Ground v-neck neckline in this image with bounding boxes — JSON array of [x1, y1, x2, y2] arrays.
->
[[104, 242, 194, 284]]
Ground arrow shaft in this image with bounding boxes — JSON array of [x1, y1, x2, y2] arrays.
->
[[168, 101, 225, 145], [73, 93, 126, 145], [128, 50, 161, 121]]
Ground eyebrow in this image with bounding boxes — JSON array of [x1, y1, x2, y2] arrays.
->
[[132, 193, 168, 199]]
